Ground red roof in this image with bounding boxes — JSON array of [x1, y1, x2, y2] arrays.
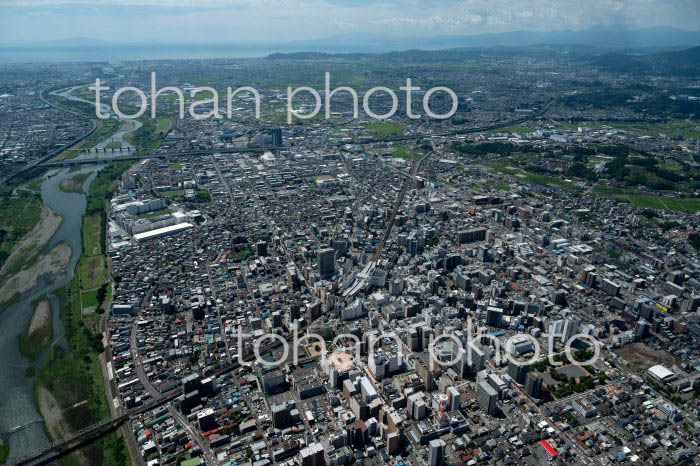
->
[[540, 440, 558, 456]]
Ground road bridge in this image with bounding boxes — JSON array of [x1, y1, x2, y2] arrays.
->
[[11, 323, 311, 466]]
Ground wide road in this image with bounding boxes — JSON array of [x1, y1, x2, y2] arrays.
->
[[130, 321, 219, 465], [372, 146, 433, 262], [0, 88, 98, 188]]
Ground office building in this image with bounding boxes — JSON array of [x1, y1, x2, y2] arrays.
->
[[318, 248, 335, 278], [299, 442, 325, 466], [525, 372, 543, 398], [477, 380, 498, 416], [428, 439, 446, 466]]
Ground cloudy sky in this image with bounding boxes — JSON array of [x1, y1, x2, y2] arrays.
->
[[2, 0, 699, 45]]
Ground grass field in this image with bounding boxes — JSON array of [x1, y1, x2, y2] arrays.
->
[[125, 116, 172, 155], [192, 88, 217, 101], [155, 117, 172, 135], [364, 122, 405, 138], [138, 208, 172, 219], [550, 119, 700, 139], [78, 255, 104, 290], [26, 177, 45, 191], [79, 213, 107, 311], [392, 147, 417, 160], [105, 141, 121, 149], [0, 441, 8, 465], [620, 195, 700, 212], [83, 215, 102, 256], [591, 185, 700, 212], [483, 163, 580, 190], [81, 289, 98, 308], [487, 125, 533, 134], [161, 189, 185, 198], [605, 120, 700, 140]]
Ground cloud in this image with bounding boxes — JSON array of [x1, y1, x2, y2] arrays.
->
[[1, 0, 698, 44]]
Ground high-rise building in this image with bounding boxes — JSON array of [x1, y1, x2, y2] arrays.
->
[[428, 439, 446, 466], [271, 310, 283, 327], [456, 341, 485, 378], [553, 289, 567, 306], [387, 431, 400, 455], [317, 248, 335, 278], [467, 341, 486, 373], [486, 307, 503, 328], [525, 372, 543, 398], [563, 317, 580, 342], [271, 402, 293, 428], [634, 319, 651, 341], [507, 360, 531, 385], [271, 128, 283, 147], [457, 228, 486, 244], [447, 386, 461, 411], [299, 442, 325, 466], [476, 380, 498, 416]]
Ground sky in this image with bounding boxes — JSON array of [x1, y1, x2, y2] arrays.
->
[[1, 0, 700, 45]]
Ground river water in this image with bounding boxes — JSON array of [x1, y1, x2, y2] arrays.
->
[[0, 81, 145, 463], [51, 86, 143, 158], [0, 165, 103, 463]]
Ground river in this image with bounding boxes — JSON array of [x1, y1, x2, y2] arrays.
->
[[0, 79, 145, 463], [0, 165, 105, 464], [51, 86, 143, 158]]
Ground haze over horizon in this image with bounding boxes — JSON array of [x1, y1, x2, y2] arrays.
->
[[2, 0, 700, 46]]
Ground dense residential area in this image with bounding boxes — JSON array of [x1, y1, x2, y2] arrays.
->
[[1, 25, 700, 466]]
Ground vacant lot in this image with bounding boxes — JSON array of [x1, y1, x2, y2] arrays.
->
[[558, 364, 591, 380], [616, 342, 677, 372]]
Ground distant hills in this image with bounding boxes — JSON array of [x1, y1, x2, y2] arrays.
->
[[663, 45, 700, 65], [272, 25, 700, 53], [591, 46, 700, 76], [266, 40, 700, 77], [267, 45, 700, 76], [3, 24, 699, 64]]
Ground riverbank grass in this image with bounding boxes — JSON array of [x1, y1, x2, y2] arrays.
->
[[19, 298, 53, 362], [0, 440, 9, 464], [59, 173, 90, 194], [37, 280, 127, 466], [78, 255, 104, 291], [0, 191, 44, 277]]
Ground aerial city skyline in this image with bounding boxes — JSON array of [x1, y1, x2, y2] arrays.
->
[[0, 2, 699, 466]]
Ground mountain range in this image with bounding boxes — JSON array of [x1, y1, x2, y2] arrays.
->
[[2, 24, 699, 63], [286, 25, 700, 51]]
